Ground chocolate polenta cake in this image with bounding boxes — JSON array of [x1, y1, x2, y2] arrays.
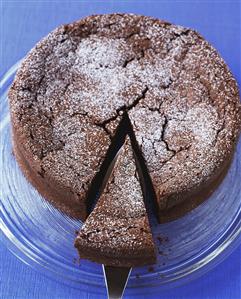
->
[[9, 14, 241, 222], [75, 136, 156, 267]]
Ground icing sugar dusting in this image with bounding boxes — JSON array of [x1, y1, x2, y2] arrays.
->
[[76, 37, 130, 68], [67, 35, 177, 121], [185, 104, 219, 147]]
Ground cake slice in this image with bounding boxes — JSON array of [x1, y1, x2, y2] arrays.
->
[[74, 136, 156, 267]]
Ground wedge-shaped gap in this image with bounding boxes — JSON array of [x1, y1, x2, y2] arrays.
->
[[86, 113, 129, 214], [125, 113, 159, 227]]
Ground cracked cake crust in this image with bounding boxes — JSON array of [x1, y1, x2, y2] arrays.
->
[[9, 13, 241, 221]]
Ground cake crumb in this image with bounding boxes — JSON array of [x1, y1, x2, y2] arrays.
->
[[157, 235, 169, 245], [148, 266, 155, 273]]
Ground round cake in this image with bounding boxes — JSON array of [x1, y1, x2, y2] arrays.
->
[[9, 14, 241, 222]]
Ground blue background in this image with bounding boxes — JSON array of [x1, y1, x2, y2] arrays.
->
[[1, 1, 240, 298]]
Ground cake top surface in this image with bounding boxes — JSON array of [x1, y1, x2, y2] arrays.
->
[[75, 136, 155, 252], [9, 13, 241, 207]]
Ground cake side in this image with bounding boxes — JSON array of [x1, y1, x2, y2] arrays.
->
[[12, 130, 87, 218], [74, 136, 156, 267]]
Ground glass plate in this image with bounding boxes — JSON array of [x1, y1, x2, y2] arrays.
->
[[1, 60, 241, 295]]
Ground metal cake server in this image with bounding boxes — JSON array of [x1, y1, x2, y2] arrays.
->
[[103, 265, 132, 299]]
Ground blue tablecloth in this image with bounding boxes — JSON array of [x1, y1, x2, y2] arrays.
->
[[1, 1, 241, 298]]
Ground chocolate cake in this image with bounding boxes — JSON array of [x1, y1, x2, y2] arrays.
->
[[9, 14, 241, 222], [74, 136, 156, 267]]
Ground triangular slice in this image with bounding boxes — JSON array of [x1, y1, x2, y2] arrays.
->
[[74, 136, 156, 267]]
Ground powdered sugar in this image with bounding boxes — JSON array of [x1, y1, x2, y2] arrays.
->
[[185, 104, 220, 147], [75, 36, 131, 68], [68, 35, 178, 121]]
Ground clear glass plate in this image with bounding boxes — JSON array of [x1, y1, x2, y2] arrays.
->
[[1, 60, 241, 295]]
